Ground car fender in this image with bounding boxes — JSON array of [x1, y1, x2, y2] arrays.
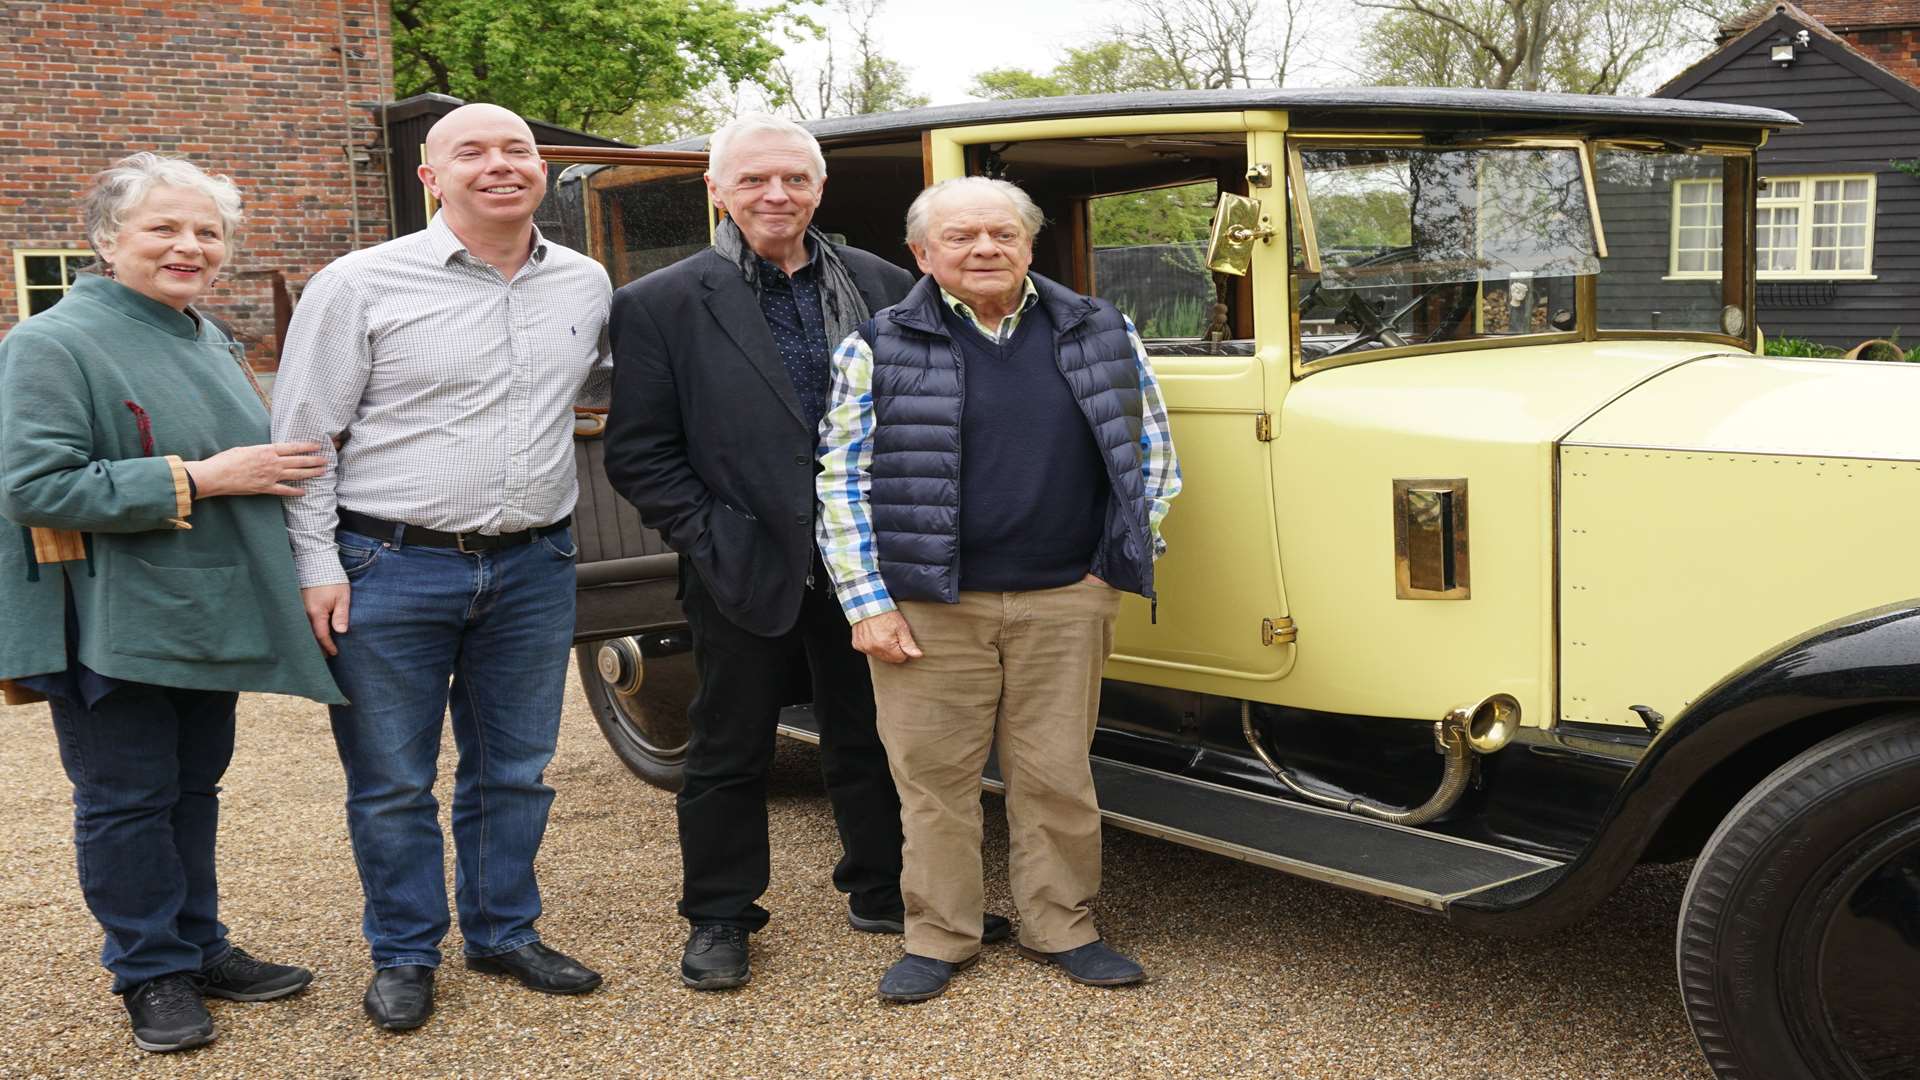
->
[[1451, 599, 1920, 934]]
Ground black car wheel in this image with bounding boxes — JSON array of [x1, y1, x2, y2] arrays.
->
[[1678, 714, 1920, 1080], [575, 632, 695, 792]]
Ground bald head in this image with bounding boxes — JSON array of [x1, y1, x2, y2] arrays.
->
[[418, 102, 547, 239], [424, 103, 537, 165]]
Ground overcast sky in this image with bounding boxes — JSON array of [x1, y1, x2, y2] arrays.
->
[[774, 0, 1354, 106], [776, 0, 1700, 106]]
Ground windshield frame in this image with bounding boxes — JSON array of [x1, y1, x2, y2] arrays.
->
[[1285, 132, 1759, 377]]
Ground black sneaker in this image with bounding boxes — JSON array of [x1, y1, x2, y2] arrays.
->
[[680, 924, 750, 991], [201, 946, 314, 1002], [124, 973, 215, 1053]]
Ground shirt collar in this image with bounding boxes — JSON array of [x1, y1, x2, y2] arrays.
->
[[939, 276, 1039, 337], [753, 235, 819, 284], [426, 212, 549, 269]]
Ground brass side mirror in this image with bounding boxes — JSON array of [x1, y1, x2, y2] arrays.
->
[[1205, 192, 1275, 277]]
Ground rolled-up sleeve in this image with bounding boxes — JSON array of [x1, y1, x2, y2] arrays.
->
[[271, 267, 373, 587]]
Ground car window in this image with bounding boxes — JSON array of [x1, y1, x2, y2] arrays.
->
[[1292, 143, 1596, 364], [974, 134, 1255, 358]]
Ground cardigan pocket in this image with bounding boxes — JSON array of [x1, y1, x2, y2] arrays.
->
[[109, 558, 273, 662]]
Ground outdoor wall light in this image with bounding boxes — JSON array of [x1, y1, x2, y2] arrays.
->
[[1771, 42, 1796, 65]]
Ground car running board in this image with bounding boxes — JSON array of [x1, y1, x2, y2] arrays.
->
[[776, 707, 1561, 912]]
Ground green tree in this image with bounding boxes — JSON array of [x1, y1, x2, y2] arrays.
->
[[970, 41, 1175, 99], [390, 0, 796, 138], [1357, 0, 1709, 93]]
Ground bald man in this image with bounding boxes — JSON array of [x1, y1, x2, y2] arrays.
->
[[274, 103, 608, 1031]]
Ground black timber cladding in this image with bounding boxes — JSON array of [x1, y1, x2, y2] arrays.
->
[[1659, 11, 1920, 348], [379, 93, 632, 239]]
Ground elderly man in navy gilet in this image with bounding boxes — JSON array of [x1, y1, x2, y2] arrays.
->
[[817, 176, 1182, 1003]]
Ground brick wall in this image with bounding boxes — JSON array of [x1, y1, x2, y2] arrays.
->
[[1845, 27, 1920, 86], [0, 0, 393, 368]]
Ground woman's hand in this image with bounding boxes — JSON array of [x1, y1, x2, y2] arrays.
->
[[184, 441, 326, 498]]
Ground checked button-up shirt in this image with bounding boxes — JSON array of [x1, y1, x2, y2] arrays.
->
[[272, 213, 612, 587]]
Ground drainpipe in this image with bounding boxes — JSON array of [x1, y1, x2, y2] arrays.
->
[[335, 0, 362, 249], [370, 0, 395, 240]]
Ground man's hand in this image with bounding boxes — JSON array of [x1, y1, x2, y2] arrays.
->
[[852, 610, 922, 664], [302, 584, 352, 657], [1082, 573, 1109, 587]]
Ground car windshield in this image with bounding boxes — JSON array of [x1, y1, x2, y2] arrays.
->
[[1293, 144, 1600, 361]]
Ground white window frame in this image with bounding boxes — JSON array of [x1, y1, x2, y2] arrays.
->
[[13, 249, 93, 318], [1667, 179, 1724, 280], [1666, 173, 1877, 281]]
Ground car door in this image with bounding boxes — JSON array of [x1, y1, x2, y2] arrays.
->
[[922, 115, 1298, 709]]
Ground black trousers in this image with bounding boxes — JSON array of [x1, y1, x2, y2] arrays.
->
[[676, 558, 904, 930]]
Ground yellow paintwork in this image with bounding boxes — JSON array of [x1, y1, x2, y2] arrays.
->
[[918, 107, 1911, 742], [1561, 357, 1920, 725], [1264, 341, 1722, 724], [1568, 354, 1920, 460]]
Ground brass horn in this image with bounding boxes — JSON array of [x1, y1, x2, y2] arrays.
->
[[1457, 692, 1522, 754]]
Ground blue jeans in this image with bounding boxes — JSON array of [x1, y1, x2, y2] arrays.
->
[[46, 683, 238, 993], [326, 526, 577, 970]]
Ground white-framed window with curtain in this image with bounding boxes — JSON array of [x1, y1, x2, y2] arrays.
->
[[1669, 174, 1875, 280], [1669, 179, 1723, 277]]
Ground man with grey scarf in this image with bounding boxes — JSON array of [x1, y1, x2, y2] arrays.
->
[[606, 113, 945, 991]]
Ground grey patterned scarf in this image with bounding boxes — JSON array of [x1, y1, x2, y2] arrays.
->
[[712, 216, 870, 349]]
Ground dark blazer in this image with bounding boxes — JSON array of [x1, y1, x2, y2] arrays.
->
[[605, 244, 914, 637]]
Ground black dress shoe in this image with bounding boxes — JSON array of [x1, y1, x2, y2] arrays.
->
[[201, 946, 313, 1001], [124, 973, 215, 1053], [848, 909, 1014, 944], [363, 965, 435, 1031], [680, 924, 750, 991], [466, 942, 603, 995]]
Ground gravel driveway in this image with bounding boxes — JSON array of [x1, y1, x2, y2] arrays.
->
[[0, 664, 1712, 1079]]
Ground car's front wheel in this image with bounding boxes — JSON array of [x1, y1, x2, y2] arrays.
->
[[575, 632, 695, 792], [1678, 714, 1920, 1080]]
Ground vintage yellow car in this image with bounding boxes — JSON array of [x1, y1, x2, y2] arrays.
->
[[549, 89, 1917, 1080]]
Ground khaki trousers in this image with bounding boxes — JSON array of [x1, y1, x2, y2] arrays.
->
[[869, 579, 1121, 962]]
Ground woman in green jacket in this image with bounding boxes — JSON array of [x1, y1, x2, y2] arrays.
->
[[0, 154, 344, 1054]]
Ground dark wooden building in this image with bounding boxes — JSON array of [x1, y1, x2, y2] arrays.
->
[[1656, 1, 1920, 349]]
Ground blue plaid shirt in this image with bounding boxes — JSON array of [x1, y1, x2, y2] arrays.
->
[[815, 280, 1182, 624]]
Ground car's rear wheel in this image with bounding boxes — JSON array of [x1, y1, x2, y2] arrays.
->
[[575, 631, 695, 792], [1678, 714, 1920, 1080]]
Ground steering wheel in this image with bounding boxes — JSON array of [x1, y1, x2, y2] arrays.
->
[[1323, 285, 1442, 357]]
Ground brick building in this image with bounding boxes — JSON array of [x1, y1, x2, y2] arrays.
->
[[0, 0, 393, 368]]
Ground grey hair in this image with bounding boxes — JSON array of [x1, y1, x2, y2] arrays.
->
[[81, 152, 243, 257], [707, 112, 826, 184], [904, 177, 1044, 246]]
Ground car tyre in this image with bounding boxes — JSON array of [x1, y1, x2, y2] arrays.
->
[[1678, 714, 1920, 1080], [575, 636, 694, 792]]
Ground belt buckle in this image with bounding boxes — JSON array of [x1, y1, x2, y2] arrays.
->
[[456, 532, 474, 553]]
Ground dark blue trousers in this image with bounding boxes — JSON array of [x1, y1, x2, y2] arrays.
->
[[47, 683, 238, 993]]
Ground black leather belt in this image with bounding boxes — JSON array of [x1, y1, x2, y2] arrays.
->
[[337, 509, 572, 553]]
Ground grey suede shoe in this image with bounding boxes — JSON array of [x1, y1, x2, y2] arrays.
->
[[876, 952, 978, 1004], [1017, 939, 1146, 986]]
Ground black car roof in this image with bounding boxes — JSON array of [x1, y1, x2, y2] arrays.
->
[[658, 87, 1799, 150]]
